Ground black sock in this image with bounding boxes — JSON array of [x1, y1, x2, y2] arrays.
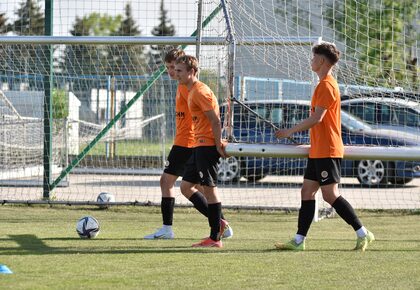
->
[[189, 192, 226, 220], [208, 203, 222, 241], [297, 200, 316, 237], [332, 196, 362, 231], [189, 192, 208, 217], [161, 197, 175, 226]]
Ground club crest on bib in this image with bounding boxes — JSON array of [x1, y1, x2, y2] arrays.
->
[[199, 171, 204, 178], [165, 160, 170, 168], [321, 171, 328, 178]]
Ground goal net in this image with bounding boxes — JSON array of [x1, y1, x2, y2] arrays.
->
[[0, 0, 419, 211], [221, 0, 420, 211]]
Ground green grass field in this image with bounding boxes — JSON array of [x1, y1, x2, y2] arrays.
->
[[81, 140, 172, 156], [0, 205, 419, 289]]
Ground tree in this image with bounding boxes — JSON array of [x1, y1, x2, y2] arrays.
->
[[0, 13, 7, 33], [274, 0, 312, 33], [107, 3, 146, 78], [61, 12, 122, 99], [200, 69, 227, 103], [326, 0, 419, 90], [63, 13, 122, 77], [0, 13, 8, 77], [7, 0, 45, 83], [149, 0, 176, 71], [53, 89, 69, 119], [10, 0, 44, 35]]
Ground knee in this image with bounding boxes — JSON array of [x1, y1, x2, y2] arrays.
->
[[180, 181, 195, 196], [160, 174, 174, 192], [301, 189, 316, 200], [324, 196, 337, 206], [321, 191, 339, 206]]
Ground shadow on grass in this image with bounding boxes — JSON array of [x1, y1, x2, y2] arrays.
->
[[81, 178, 417, 189], [1, 234, 420, 256]]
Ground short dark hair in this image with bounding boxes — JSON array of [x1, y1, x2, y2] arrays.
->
[[175, 55, 199, 74], [312, 42, 340, 65], [164, 48, 185, 63]]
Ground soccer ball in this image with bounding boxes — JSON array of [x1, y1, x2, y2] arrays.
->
[[96, 192, 115, 209], [76, 216, 100, 239]]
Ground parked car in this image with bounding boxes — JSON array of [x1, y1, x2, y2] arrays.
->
[[341, 97, 420, 135], [219, 100, 420, 186]]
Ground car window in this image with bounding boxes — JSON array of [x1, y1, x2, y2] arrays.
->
[[406, 109, 420, 127], [341, 111, 372, 131], [345, 102, 376, 124], [283, 104, 310, 127], [393, 106, 420, 127], [379, 104, 392, 124], [364, 104, 377, 123], [271, 108, 283, 124], [248, 103, 284, 128], [254, 106, 268, 121]]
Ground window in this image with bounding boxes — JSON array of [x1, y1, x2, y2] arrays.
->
[[347, 102, 376, 124], [270, 108, 283, 125], [393, 107, 420, 127], [283, 105, 309, 127], [379, 104, 392, 124]]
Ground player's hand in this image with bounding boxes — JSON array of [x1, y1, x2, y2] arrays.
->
[[275, 129, 292, 139], [217, 140, 229, 158]]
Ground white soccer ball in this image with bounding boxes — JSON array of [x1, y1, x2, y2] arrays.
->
[[76, 216, 100, 239], [96, 192, 115, 209]]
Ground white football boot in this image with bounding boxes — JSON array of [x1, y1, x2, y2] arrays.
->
[[144, 225, 175, 240]]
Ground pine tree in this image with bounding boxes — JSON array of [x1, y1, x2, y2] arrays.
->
[[63, 13, 122, 77], [149, 0, 176, 71], [107, 3, 146, 78], [62, 13, 121, 94], [146, 0, 177, 139], [0, 13, 8, 78], [7, 0, 45, 87], [10, 0, 44, 35], [0, 13, 7, 33]]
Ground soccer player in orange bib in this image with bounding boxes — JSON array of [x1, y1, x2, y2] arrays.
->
[[144, 49, 232, 240], [274, 42, 374, 251], [175, 55, 229, 248]]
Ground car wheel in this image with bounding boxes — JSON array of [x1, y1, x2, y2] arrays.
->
[[217, 156, 241, 183], [356, 160, 388, 186], [243, 174, 266, 182]]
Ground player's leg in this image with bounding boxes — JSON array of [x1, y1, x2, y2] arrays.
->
[[181, 150, 210, 217], [191, 185, 223, 248], [321, 183, 375, 251], [191, 146, 227, 248], [319, 158, 375, 251], [143, 171, 178, 240], [181, 151, 232, 238], [144, 146, 184, 240], [275, 158, 319, 250], [185, 184, 228, 227], [275, 178, 319, 251]]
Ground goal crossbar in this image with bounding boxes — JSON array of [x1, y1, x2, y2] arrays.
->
[[226, 143, 420, 161], [0, 36, 320, 46]]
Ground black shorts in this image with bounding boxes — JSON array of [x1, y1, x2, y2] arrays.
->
[[163, 145, 193, 176], [182, 146, 220, 187], [304, 158, 341, 186]]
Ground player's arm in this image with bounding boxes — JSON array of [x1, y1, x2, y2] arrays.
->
[[204, 110, 228, 158], [275, 106, 327, 139]]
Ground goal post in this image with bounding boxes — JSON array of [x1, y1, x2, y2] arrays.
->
[[226, 143, 420, 161]]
